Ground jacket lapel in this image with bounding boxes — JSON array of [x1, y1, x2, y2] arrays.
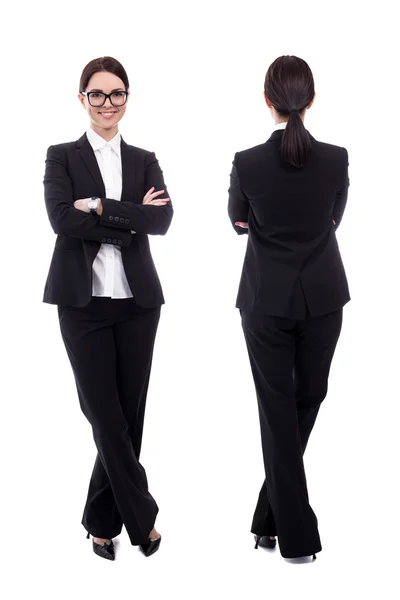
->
[[76, 132, 105, 196], [120, 136, 135, 203], [76, 132, 135, 202]]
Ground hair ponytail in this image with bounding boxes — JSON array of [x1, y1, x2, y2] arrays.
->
[[281, 108, 312, 168], [264, 56, 315, 168]]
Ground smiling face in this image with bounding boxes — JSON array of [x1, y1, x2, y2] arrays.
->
[[78, 70, 129, 138]]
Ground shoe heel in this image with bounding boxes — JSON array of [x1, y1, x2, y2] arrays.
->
[[312, 554, 316, 560], [86, 531, 90, 539], [254, 535, 261, 549]]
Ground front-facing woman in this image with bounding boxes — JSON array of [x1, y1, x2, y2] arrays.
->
[[43, 56, 173, 560], [228, 55, 350, 560]]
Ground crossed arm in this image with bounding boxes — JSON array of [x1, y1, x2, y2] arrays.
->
[[227, 154, 249, 235], [43, 145, 173, 246], [228, 148, 349, 233], [96, 152, 173, 235], [333, 148, 349, 231]]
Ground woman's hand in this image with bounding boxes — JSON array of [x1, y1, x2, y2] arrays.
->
[[143, 187, 170, 206], [74, 198, 90, 213], [73, 198, 103, 215], [130, 187, 169, 234]]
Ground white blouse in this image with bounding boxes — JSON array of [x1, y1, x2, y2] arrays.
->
[[86, 127, 133, 299]]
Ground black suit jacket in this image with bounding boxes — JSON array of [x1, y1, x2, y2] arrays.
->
[[43, 132, 173, 308], [228, 129, 350, 319]]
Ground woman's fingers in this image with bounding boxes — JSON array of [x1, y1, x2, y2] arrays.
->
[[235, 221, 249, 228], [147, 198, 170, 206], [143, 188, 167, 204], [143, 186, 155, 203], [147, 195, 169, 202]]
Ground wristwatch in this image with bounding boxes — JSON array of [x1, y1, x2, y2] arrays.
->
[[88, 196, 100, 215]]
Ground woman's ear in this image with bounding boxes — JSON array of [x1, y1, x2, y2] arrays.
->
[[264, 93, 273, 109], [77, 93, 86, 109], [307, 92, 316, 110]]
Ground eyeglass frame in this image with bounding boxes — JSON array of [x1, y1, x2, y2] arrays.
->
[[80, 90, 128, 107]]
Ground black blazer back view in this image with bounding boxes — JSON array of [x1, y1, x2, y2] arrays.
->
[[43, 132, 173, 308], [228, 128, 350, 319]]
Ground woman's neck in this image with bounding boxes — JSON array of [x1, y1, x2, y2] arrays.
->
[[90, 123, 119, 141]]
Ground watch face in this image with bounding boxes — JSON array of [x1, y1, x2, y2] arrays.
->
[[88, 198, 98, 210]]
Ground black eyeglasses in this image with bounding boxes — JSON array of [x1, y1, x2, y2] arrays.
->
[[80, 91, 128, 107]]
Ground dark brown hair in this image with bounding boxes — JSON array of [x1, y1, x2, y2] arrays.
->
[[264, 56, 315, 168], [79, 56, 130, 93]]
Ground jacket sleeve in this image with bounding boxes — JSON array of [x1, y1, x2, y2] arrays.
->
[[228, 153, 249, 235], [99, 151, 173, 235], [333, 148, 349, 231], [43, 145, 132, 247]]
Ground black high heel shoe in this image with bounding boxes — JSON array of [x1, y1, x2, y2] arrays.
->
[[86, 531, 115, 561], [254, 534, 277, 549], [140, 535, 162, 557]]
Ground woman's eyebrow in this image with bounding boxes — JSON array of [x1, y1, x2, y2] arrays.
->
[[88, 88, 125, 92]]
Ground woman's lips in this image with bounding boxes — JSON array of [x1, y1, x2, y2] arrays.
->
[[99, 111, 117, 119]]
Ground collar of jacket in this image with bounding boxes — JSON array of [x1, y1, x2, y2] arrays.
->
[[76, 131, 131, 151], [267, 128, 316, 142]]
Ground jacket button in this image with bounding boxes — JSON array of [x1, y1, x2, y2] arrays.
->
[[124, 218, 129, 224], [115, 216, 119, 222], [101, 237, 106, 243], [112, 239, 117, 244], [118, 240, 123, 245], [107, 238, 112, 243], [109, 216, 114, 221]]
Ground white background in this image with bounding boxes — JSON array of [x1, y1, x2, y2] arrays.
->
[[2, 1, 400, 598]]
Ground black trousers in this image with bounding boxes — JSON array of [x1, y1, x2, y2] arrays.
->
[[57, 296, 161, 545], [241, 305, 343, 558]]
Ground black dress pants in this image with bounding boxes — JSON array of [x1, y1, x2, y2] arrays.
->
[[57, 296, 161, 545], [241, 305, 343, 558]]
